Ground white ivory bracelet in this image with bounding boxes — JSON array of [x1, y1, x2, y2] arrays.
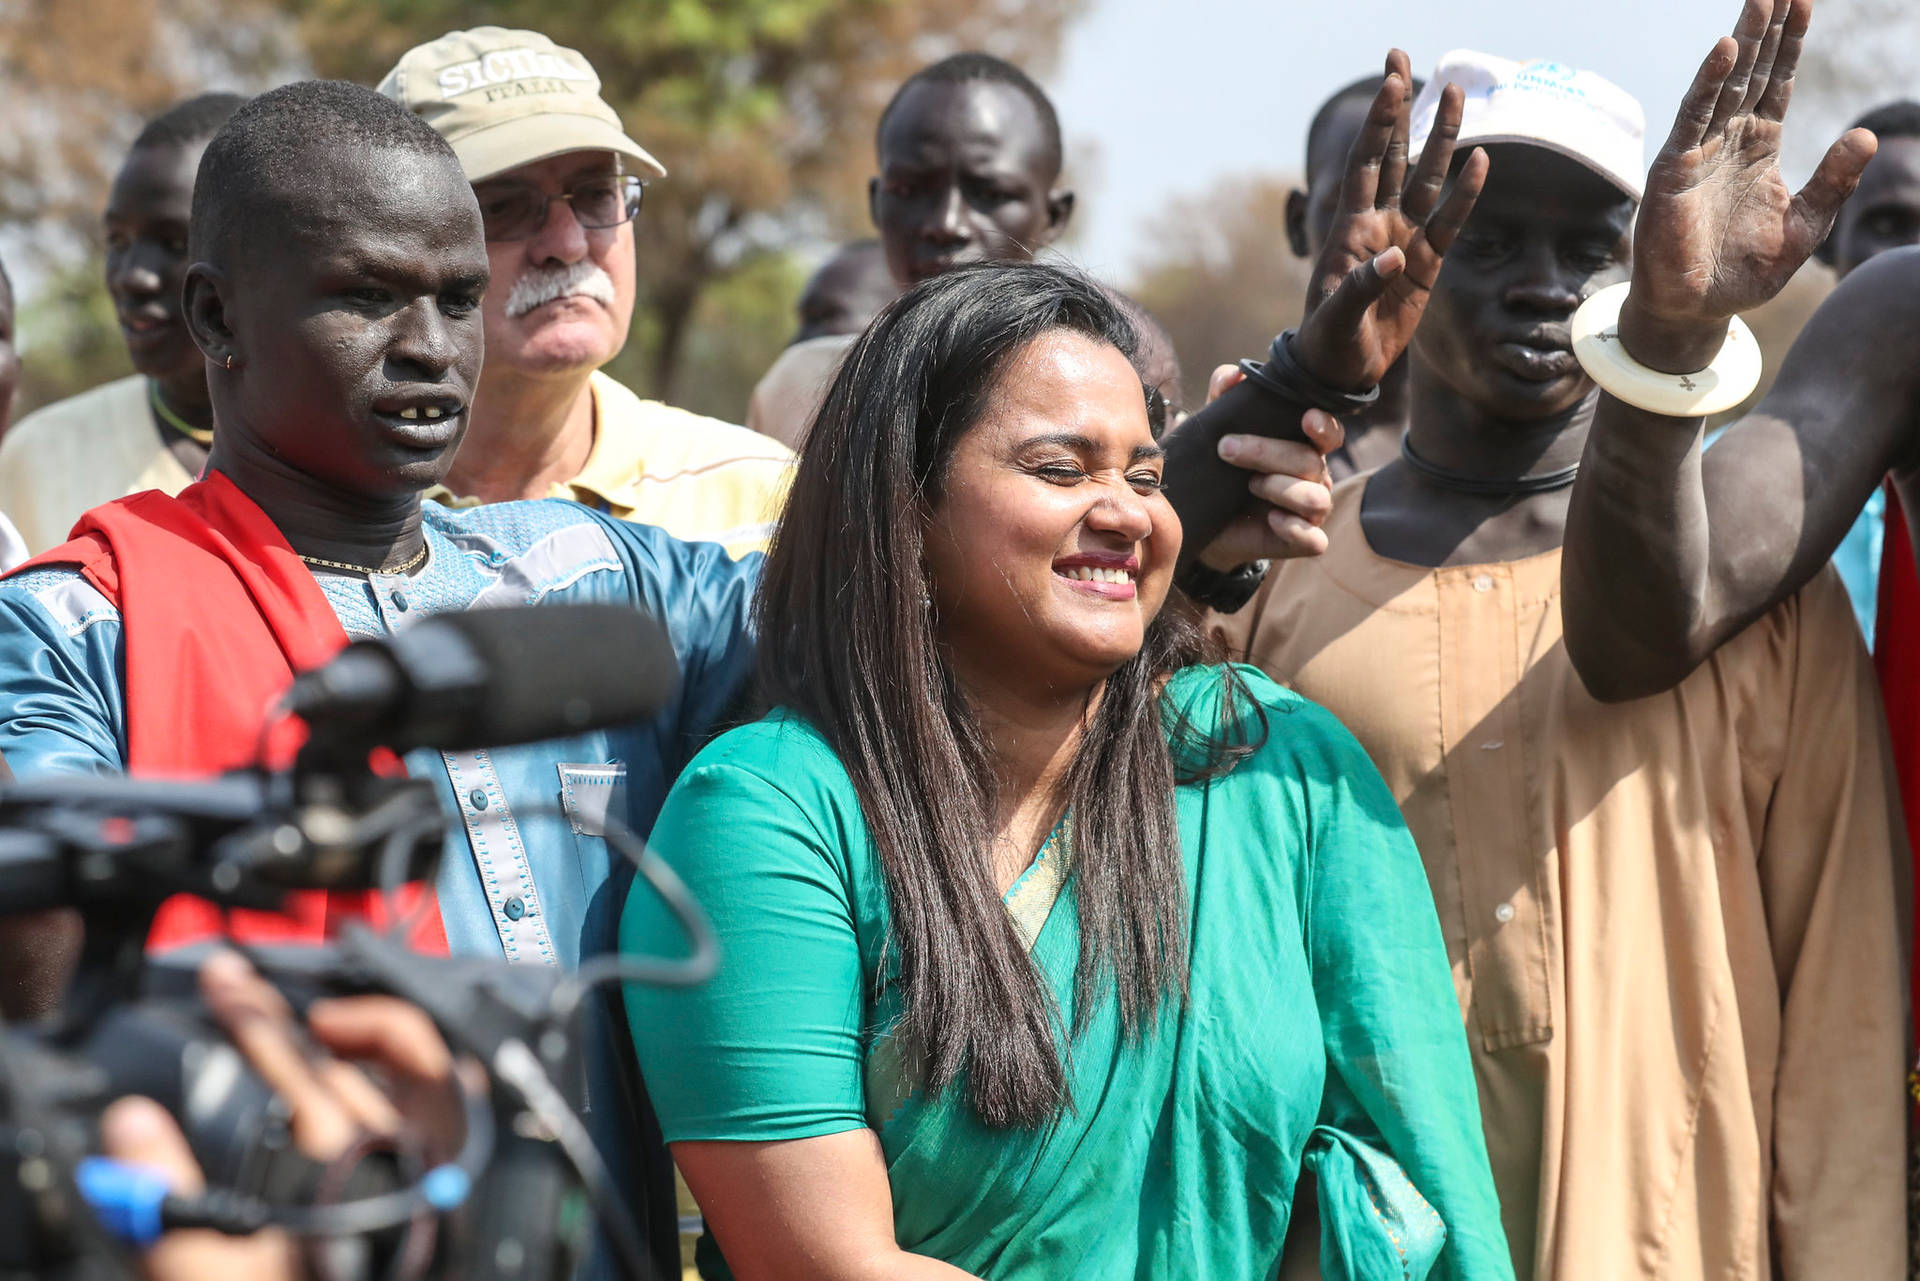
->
[[1570, 281, 1762, 417]]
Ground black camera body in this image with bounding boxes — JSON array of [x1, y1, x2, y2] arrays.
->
[[0, 605, 701, 1281]]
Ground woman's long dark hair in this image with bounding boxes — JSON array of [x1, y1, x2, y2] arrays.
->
[[756, 263, 1242, 1128]]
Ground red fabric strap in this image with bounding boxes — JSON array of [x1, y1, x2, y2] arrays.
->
[[9, 473, 447, 953], [1873, 481, 1920, 1034]]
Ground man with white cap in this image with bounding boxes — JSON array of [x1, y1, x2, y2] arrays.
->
[[379, 28, 793, 557], [1214, 47, 1905, 1280]]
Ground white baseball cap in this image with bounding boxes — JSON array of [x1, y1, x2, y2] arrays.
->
[[1409, 50, 1646, 200], [378, 27, 667, 184]]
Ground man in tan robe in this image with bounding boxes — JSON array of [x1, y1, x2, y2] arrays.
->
[[1219, 48, 1906, 1280]]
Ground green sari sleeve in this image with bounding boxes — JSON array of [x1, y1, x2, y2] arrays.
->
[[620, 746, 872, 1143], [1292, 703, 1517, 1281]]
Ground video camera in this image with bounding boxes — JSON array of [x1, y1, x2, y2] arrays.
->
[[0, 604, 713, 1281]]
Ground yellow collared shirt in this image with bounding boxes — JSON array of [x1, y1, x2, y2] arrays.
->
[[430, 371, 794, 558]]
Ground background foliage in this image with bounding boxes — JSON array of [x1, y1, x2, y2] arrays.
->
[[0, 0, 1900, 426], [0, 0, 1082, 422]]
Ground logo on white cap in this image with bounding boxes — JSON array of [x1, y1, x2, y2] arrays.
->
[[437, 48, 594, 99], [1411, 49, 1647, 200]]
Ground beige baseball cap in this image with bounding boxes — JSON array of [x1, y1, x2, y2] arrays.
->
[[378, 27, 666, 183], [1410, 50, 1645, 200]]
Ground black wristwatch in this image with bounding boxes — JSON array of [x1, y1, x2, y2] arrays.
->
[[1176, 558, 1270, 614]]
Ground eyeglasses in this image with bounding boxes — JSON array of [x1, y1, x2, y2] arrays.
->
[[475, 172, 646, 242]]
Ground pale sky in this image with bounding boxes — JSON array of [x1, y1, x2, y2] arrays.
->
[[1045, 0, 1866, 281]]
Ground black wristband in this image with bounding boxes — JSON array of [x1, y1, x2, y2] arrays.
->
[[1237, 330, 1381, 417], [1176, 558, 1270, 615]]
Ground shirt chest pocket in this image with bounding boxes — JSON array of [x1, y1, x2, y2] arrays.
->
[[556, 761, 632, 931], [558, 762, 629, 837]]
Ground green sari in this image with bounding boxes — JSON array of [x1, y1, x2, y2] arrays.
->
[[622, 665, 1513, 1279]]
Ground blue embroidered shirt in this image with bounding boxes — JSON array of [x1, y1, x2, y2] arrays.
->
[[0, 497, 760, 1272]]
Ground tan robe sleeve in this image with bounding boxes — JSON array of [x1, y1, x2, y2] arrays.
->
[[1759, 571, 1908, 1278]]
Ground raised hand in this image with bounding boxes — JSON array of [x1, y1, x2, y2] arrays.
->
[[1618, 0, 1877, 371], [1293, 49, 1489, 391]]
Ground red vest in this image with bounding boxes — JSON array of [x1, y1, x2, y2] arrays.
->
[[8, 473, 446, 953]]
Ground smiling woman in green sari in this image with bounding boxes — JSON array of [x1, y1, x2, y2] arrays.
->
[[620, 260, 1512, 1280]]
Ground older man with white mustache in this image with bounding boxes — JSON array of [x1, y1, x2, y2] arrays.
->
[[380, 27, 793, 556]]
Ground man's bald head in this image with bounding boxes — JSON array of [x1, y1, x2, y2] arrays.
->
[[134, 91, 248, 152], [795, 240, 898, 343], [868, 52, 1073, 286], [190, 80, 459, 271]]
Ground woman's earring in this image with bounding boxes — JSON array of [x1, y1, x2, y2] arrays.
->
[[223, 354, 235, 371]]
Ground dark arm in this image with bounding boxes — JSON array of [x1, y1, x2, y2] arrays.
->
[[1556, 0, 1885, 700], [1565, 252, 1920, 701], [0, 911, 82, 1020]]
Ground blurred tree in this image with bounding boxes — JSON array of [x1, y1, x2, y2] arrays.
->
[[0, 0, 295, 251], [291, 0, 1087, 404], [609, 248, 806, 425], [12, 257, 132, 418], [1128, 175, 1313, 396]]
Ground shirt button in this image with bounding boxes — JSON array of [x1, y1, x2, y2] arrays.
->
[[1472, 574, 1494, 592], [391, 589, 409, 611], [503, 895, 526, 921], [468, 788, 489, 811], [1494, 902, 1516, 924]]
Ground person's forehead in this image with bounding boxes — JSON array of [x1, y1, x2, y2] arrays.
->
[[107, 142, 202, 217], [257, 147, 485, 271], [880, 80, 1051, 173], [984, 331, 1148, 435], [1470, 145, 1635, 226], [479, 149, 621, 189]]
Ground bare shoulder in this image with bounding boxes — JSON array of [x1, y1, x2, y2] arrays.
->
[[1783, 246, 1920, 367], [1708, 247, 1920, 483]]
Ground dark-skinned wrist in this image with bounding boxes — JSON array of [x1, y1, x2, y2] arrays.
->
[[1615, 294, 1729, 375], [1241, 331, 1380, 414], [1290, 320, 1375, 395]]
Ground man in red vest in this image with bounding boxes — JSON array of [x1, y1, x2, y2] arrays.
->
[[0, 82, 768, 1275]]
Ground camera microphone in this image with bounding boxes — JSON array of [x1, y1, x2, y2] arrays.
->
[[283, 603, 681, 754]]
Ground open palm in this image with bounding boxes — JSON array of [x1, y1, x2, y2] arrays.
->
[[1631, 0, 1876, 329], [1293, 50, 1489, 391]]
